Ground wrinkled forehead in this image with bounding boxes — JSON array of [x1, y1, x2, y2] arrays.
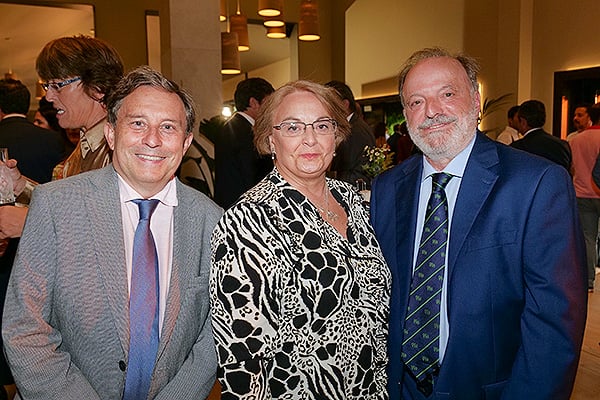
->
[[403, 57, 472, 96]]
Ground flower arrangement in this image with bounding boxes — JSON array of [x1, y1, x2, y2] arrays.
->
[[361, 145, 395, 178]]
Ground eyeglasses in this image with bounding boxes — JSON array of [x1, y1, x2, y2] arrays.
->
[[41, 76, 81, 92], [273, 118, 337, 137]]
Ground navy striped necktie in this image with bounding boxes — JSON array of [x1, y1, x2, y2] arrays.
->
[[402, 172, 452, 385]]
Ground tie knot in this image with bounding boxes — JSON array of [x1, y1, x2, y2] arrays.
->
[[432, 172, 452, 192], [133, 199, 160, 221]]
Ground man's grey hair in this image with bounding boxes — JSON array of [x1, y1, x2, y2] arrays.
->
[[398, 47, 480, 106]]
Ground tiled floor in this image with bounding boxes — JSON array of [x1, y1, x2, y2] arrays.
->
[[571, 271, 600, 399]]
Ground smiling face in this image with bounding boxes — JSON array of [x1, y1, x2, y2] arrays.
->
[[402, 56, 480, 169], [268, 90, 337, 186], [104, 85, 193, 198], [44, 78, 107, 130]]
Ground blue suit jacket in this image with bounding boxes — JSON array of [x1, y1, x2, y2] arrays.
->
[[370, 133, 587, 400]]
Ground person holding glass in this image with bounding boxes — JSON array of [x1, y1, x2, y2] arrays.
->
[[210, 80, 391, 399]]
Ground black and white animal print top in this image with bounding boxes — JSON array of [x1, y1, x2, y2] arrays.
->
[[210, 169, 391, 399]]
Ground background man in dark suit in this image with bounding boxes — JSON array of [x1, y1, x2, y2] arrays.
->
[[325, 80, 375, 186], [370, 47, 586, 399], [0, 79, 67, 183], [3, 66, 221, 400], [214, 77, 274, 209], [511, 99, 572, 171]]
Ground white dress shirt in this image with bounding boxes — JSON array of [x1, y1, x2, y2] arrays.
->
[[413, 135, 475, 361]]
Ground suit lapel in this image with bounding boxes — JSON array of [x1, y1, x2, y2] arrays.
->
[[393, 159, 423, 315], [447, 134, 499, 279], [156, 180, 186, 358], [88, 166, 131, 353]]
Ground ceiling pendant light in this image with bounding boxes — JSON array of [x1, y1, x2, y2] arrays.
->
[[221, 31, 241, 74], [221, 2, 240, 75], [219, 0, 226, 22], [258, 0, 283, 17], [299, 0, 320, 41], [263, 13, 285, 28], [230, 0, 249, 51], [266, 25, 286, 39]]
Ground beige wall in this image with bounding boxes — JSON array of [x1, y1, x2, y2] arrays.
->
[[345, 0, 465, 100], [344, 0, 600, 133], [26, 0, 161, 70], [531, 0, 600, 131], [222, 58, 293, 103]]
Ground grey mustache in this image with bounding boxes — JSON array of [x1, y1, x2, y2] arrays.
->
[[419, 115, 458, 129]]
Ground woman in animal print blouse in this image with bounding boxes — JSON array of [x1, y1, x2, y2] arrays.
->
[[210, 80, 391, 399]]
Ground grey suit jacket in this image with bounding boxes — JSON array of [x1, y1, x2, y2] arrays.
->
[[2, 165, 222, 400]]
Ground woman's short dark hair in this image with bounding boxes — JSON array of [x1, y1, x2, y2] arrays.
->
[[36, 35, 124, 104], [254, 80, 351, 155], [106, 66, 196, 134]]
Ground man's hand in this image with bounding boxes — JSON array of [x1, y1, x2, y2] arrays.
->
[[0, 205, 28, 239], [3, 159, 26, 196]]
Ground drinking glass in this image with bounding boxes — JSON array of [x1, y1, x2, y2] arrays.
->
[[0, 148, 16, 205]]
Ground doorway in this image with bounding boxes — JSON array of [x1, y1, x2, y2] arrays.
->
[[553, 66, 600, 137]]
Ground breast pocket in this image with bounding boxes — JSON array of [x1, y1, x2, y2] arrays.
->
[[465, 230, 517, 252]]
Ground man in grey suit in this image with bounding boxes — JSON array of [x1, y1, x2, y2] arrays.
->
[[2, 66, 221, 399]]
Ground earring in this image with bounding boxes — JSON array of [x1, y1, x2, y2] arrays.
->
[[271, 150, 276, 160], [333, 152, 337, 157]]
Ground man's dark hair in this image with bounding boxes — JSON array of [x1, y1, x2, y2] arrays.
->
[[507, 105, 520, 118], [0, 79, 30, 115], [518, 100, 546, 128], [589, 103, 600, 125], [233, 77, 274, 111], [325, 80, 357, 113]]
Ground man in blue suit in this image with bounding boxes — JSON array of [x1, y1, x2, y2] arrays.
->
[[370, 47, 587, 399]]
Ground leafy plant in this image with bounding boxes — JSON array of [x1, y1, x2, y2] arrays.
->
[[361, 145, 395, 178], [479, 93, 514, 134]]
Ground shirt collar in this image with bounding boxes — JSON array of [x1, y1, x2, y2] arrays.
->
[[237, 111, 255, 125], [117, 171, 178, 207], [80, 118, 107, 157], [523, 127, 541, 137], [1, 113, 27, 120]]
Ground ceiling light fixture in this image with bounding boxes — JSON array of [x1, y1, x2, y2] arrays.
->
[[258, 0, 283, 17], [219, 0, 226, 22], [229, 0, 249, 51], [221, 32, 241, 74], [266, 25, 287, 39], [298, 0, 320, 41], [263, 13, 285, 28], [221, 1, 240, 75]]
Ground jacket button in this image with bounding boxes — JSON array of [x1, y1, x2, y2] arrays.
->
[[119, 360, 126, 371]]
